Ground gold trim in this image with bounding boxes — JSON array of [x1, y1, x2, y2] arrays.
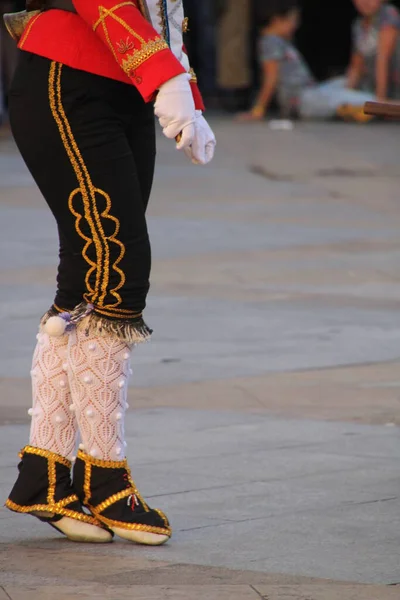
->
[[83, 462, 92, 507], [21, 446, 72, 469], [116, 37, 135, 54], [53, 304, 66, 313], [93, 3, 140, 34], [77, 449, 128, 469], [77, 450, 150, 513], [49, 62, 100, 301], [94, 307, 142, 319], [55, 495, 79, 508], [92, 488, 134, 514], [5, 499, 101, 525], [120, 37, 169, 77], [19, 11, 41, 47], [48, 62, 127, 311], [93, 4, 168, 78], [93, 512, 171, 536], [154, 508, 169, 528], [47, 458, 56, 504], [189, 67, 197, 84], [156, 0, 168, 42]]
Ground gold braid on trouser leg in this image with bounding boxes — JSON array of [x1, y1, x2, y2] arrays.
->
[[41, 61, 152, 346]]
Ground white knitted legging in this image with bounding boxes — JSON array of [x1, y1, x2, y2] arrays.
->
[[29, 331, 76, 460], [29, 326, 132, 461]]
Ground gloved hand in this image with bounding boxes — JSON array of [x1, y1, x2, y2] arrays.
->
[[184, 111, 216, 165], [155, 73, 196, 151]]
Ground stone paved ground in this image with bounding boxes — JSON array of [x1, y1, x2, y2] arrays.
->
[[0, 117, 399, 599]]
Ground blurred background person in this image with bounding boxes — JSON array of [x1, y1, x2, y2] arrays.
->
[[237, 0, 377, 122], [347, 0, 400, 101]]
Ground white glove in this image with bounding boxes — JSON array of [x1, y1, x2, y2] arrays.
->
[[154, 73, 196, 150], [184, 111, 216, 165]]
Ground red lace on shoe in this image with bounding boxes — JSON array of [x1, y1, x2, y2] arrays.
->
[[123, 473, 139, 512]]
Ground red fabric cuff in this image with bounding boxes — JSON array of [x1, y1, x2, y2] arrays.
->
[[190, 81, 205, 111], [133, 50, 186, 102]]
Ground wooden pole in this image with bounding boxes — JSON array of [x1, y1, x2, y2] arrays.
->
[[364, 101, 400, 119]]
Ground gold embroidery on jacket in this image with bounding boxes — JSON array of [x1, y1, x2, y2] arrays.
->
[[48, 62, 132, 313], [94, 4, 168, 76], [120, 37, 168, 76], [93, 2, 138, 31], [116, 37, 134, 53]]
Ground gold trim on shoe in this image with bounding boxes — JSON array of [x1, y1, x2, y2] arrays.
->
[[92, 513, 171, 537], [77, 450, 150, 512], [76, 450, 128, 469], [76, 450, 172, 539], [7, 446, 105, 527], [154, 508, 170, 528], [5, 498, 101, 525], [20, 445, 72, 468], [92, 488, 134, 514]]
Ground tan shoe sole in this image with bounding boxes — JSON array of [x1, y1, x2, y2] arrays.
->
[[112, 526, 170, 546], [51, 516, 113, 543]]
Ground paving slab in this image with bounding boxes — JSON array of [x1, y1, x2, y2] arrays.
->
[[2, 585, 261, 600], [1, 118, 400, 597], [1, 409, 399, 584], [1, 548, 399, 599], [252, 584, 400, 600]]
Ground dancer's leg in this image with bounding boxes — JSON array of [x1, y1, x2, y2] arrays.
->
[[29, 331, 77, 460]]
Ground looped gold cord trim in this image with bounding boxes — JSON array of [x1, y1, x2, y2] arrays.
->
[[48, 61, 129, 313]]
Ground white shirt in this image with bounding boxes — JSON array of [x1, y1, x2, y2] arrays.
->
[[138, 0, 190, 71]]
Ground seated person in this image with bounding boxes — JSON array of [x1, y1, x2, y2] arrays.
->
[[348, 0, 400, 102], [238, 0, 377, 122]]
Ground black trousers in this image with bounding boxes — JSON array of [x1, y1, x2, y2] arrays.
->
[[9, 52, 155, 334]]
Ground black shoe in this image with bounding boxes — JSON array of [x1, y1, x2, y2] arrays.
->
[[6, 446, 112, 543], [73, 450, 171, 545]]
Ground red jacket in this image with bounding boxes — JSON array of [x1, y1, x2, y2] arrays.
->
[[15, 1, 204, 109]]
